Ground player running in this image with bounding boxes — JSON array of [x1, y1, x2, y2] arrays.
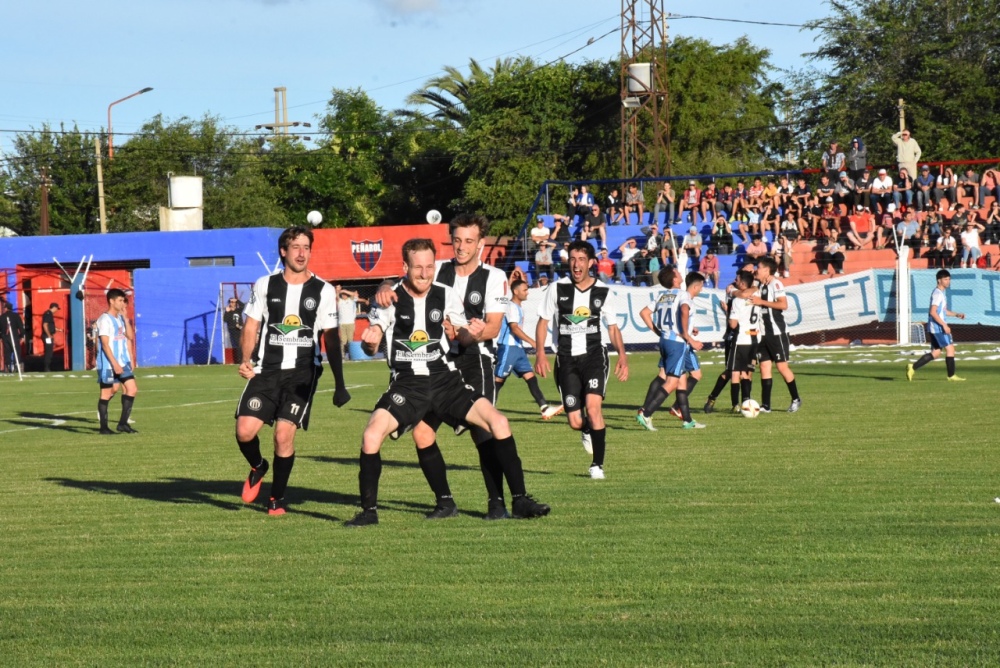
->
[[907, 269, 966, 381], [494, 278, 563, 420], [235, 226, 351, 516], [751, 257, 802, 413], [534, 241, 629, 480]]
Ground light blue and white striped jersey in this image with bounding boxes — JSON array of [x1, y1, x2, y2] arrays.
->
[[928, 287, 948, 335], [498, 300, 528, 349], [675, 290, 698, 337], [651, 289, 684, 342], [96, 312, 131, 369]]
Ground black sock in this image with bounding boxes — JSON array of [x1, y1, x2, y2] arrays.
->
[[912, 352, 934, 370], [118, 395, 135, 427], [416, 442, 453, 503], [476, 440, 505, 503], [676, 390, 692, 422], [761, 378, 773, 408], [641, 382, 669, 417], [946, 356, 956, 377], [591, 427, 607, 467], [709, 372, 729, 401], [525, 376, 547, 408], [270, 453, 295, 500], [740, 378, 752, 403], [642, 377, 663, 408], [786, 378, 799, 401], [237, 436, 264, 468], [494, 381, 504, 402], [730, 382, 741, 407], [493, 435, 527, 498], [359, 451, 382, 510], [685, 378, 699, 399], [98, 399, 110, 429]]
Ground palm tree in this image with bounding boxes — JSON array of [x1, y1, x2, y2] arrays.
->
[[399, 58, 516, 128]]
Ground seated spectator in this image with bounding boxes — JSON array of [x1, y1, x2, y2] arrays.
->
[[715, 183, 735, 220], [574, 185, 596, 218], [960, 218, 985, 268], [535, 274, 551, 290], [534, 241, 555, 280], [681, 226, 703, 261], [700, 182, 718, 220], [815, 197, 841, 238], [771, 233, 794, 278], [606, 188, 625, 225], [870, 168, 894, 214], [979, 166, 1000, 208], [624, 184, 645, 224], [555, 241, 571, 276], [893, 167, 914, 210], [815, 174, 835, 207], [931, 225, 957, 268], [873, 204, 898, 250], [958, 167, 979, 207], [529, 219, 552, 249], [731, 179, 750, 221], [774, 176, 794, 209], [779, 209, 803, 241], [643, 225, 663, 255], [677, 181, 701, 222], [914, 165, 935, 212], [633, 248, 653, 286], [758, 201, 780, 239], [935, 167, 958, 211], [551, 213, 573, 245], [817, 237, 846, 275], [834, 171, 855, 209], [791, 176, 811, 214], [710, 215, 733, 254], [745, 235, 769, 261], [922, 211, 943, 247], [698, 250, 720, 288], [853, 169, 873, 211], [896, 209, 923, 257], [653, 182, 677, 224], [596, 248, 615, 282], [581, 204, 607, 249], [846, 205, 874, 249], [983, 200, 1000, 244], [660, 235, 678, 268], [616, 238, 642, 283]]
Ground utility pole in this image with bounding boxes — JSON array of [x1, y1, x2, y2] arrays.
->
[[255, 87, 312, 141], [39, 167, 51, 236], [898, 98, 906, 132], [95, 137, 108, 234]]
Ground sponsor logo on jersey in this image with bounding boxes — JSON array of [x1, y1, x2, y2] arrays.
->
[[560, 306, 599, 335], [564, 306, 593, 325], [399, 330, 431, 351], [351, 240, 383, 273], [393, 330, 442, 363], [268, 315, 313, 347]]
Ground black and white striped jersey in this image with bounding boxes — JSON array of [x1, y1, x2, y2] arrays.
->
[[368, 282, 467, 377], [244, 273, 338, 373], [537, 277, 619, 357], [729, 290, 761, 345], [759, 277, 788, 336], [434, 259, 508, 358]]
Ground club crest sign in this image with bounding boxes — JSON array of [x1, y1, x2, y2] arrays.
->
[[351, 240, 383, 273]]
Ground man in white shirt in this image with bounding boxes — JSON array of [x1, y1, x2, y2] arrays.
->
[[616, 238, 642, 284], [870, 168, 894, 215], [960, 219, 985, 268]]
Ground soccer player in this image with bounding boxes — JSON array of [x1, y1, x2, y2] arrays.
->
[[751, 257, 802, 413], [495, 278, 563, 420], [235, 226, 351, 516], [725, 270, 761, 406], [95, 289, 138, 435], [703, 272, 742, 414], [636, 271, 707, 431], [534, 240, 629, 480], [349, 238, 549, 526], [375, 214, 549, 521], [907, 269, 966, 381]]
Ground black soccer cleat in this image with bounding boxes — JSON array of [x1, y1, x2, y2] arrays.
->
[[99, 426, 116, 435], [116, 424, 138, 434], [512, 495, 550, 519], [704, 397, 716, 414], [485, 498, 510, 521], [425, 501, 459, 520], [345, 508, 379, 527]]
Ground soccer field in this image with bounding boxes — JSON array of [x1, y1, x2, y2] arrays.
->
[[2, 347, 999, 666]]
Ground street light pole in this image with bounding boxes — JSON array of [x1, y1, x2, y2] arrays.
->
[[107, 86, 153, 160]]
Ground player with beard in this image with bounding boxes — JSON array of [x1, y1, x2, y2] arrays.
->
[[534, 241, 629, 480], [725, 270, 760, 406]]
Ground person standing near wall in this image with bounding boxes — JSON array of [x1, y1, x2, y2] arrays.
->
[[1, 302, 25, 374], [224, 298, 244, 365], [336, 286, 366, 360], [42, 302, 60, 372]]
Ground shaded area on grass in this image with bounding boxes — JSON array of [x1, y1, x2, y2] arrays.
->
[[3, 411, 94, 434]]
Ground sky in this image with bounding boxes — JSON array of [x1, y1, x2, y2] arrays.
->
[[0, 0, 830, 156]]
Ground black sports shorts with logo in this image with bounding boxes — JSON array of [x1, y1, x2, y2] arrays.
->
[[236, 366, 322, 430], [421, 354, 496, 433], [554, 347, 609, 413], [757, 333, 790, 363], [375, 369, 481, 440]]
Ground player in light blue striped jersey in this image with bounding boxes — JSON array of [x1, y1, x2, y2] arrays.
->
[[95, 289, 138, 434], [907, 269, 966, 381]]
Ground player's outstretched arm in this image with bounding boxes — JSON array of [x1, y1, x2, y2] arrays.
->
[[609, 325, 629, 382], [323, 328, 350, 407]]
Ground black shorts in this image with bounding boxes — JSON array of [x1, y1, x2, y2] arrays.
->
[[722, 329, 737, 361], [422, 354, 495, 433], [758, 333, 790, 363], [555, 347, 609, 413], [236, 365, 322, 430], [727, 341, 758, 374], [375, 369, 481, 439]]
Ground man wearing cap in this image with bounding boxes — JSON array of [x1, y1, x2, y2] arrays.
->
[[892, 129, 922, 180], [915, 165, 935, 212], [869, 168, 893, 214], [874, 203, 899, 250], [42, 302, 60, 372], [833, 171, 854, 210]]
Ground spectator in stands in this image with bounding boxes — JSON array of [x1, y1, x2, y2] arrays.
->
[[958, 167, 980, 208], [979, 167, 1000, 208], [834, 171, 855, 210], [815, 174, 835, 208], [529, 218, 553, 249], [816, 196, 841, 238], [535, 241, 555, 281], [853, 169, 873, 211], [581, 204, 607, 249], [771, 233, 794, 278], [759, 201, 781, 239], [596, 248, 615, 282], [745, 235, 769, 261], [555, 242, 570, 276], [779, 209, 800, 241], [715, 183, 735, 221], [643, 223, 663, 255], [893, 167, 914, 210], [817, 237, 846, 275], [677, 181, 701, 222], [983, 201, 1000, 244], [566, 187, 581, 219], [575, 185, 596, 218], [699, 182, 718, 221], [536, 274, 550, 290], [606, 188, 625, 225], [847, 205, 874, 249], [935, 167, 958, 211], [551, 213, 573, 245], [731, 179, 750, 222], [681, 226, 703, 265], [762, 178, 780, 209], [897, 209, 923, 257], [846, 137, 868, 182], [915, 165, 935, 212], [935, 225, 957, 268], [791, 176, 811, 215], [774, 176, 795, 210], [922, 211, 943, 248], [659, 232, 679, 268], [653, 182, 677, 224], [747, 177, 766, 214], [710, 215, 733, 255], [874, 204, 898, 250], [624, 184, 645, 224], [870, 168, 894, 214], [699, 250, 720, 288], [892, 129, 921, 180], [960, 218, 985, 268], [633, 248, 653, 286], [616, 238, 642, 284], [822, 141, 846, 183]]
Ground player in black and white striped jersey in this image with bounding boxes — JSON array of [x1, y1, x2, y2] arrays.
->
[[534, 241, 629, 480], [725, 270, 760, 406], [751, 257, 801, 413], [234, 226, 351, 516]]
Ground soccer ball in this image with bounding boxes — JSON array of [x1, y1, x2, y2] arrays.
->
[[306, 210, 323, 226], [740, 399, 761, 418], [426, 209, 442, 224]]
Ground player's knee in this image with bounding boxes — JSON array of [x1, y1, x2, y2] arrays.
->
[[361, 428, 383, 454], [488, 411, 510, 439], [567, 412, 585, 430]]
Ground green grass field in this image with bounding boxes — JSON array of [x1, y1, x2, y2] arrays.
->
[[2, 346, 1000, 666]]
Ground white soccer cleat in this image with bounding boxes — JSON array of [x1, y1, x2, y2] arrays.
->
[[581, 429, 593, 455], [540, 404, 564, 420], [635, 411, 656, 431], [588, 464, 605, 480]]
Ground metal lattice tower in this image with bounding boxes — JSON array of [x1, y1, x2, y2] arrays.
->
[[620, 0, 671, 179]]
